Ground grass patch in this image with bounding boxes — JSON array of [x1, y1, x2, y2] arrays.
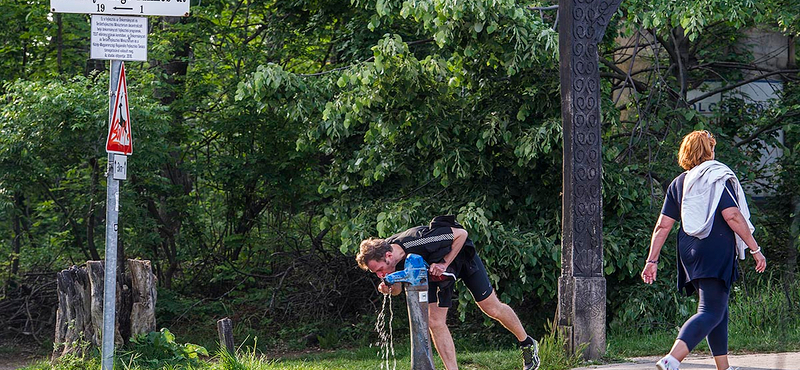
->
[[607, 329, 677, 358], [21, 327, 580, 370], [608, 279, 800, 358], [20, 281, 800, 369], [205, 335, 578, 370]]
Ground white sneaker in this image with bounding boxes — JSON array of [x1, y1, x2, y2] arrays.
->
[[655, 358, 679, 370]]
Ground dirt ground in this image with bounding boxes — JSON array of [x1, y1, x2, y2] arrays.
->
[[0, 359, 35, 370], [0, 341, 46, 370]]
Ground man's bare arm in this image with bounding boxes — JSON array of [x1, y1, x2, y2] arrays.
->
[[429, 227, 467, 276]]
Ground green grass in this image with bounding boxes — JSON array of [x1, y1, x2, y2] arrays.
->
[[607, 280, 800, 359], [607, 328, 800, 359], [21, 325, 800, 370], [19, 347, 549, 370], [20, 282, 800, 369], [607, 329, 677, 358], [21, 328, 580, 370]]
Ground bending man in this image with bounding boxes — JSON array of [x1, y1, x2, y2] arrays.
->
[[356, 215, 539, 370]]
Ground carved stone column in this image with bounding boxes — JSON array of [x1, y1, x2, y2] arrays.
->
[[557, 0, 622, 360]]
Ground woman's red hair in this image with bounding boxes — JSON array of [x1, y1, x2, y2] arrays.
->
[[678, 130, 716, 170]]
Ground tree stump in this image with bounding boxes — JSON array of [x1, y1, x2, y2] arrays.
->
[[52, 266, 93, 359], [53, 259, 156, 360], [216, 317, 235, 354], [128, 260, 157, 337]]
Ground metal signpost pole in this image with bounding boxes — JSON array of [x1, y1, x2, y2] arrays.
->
[[101, 59, 122, 370], [48, 1, 182, 367]]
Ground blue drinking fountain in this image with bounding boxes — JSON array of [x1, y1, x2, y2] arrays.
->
[[383, 253, 436, 370]]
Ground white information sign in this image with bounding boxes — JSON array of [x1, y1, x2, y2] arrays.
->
[[113, 155, 128, 180], [91, 15, 148, 61], [51, 0, 190, 17]]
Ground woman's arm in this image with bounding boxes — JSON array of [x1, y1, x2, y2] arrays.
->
[[641, 214, 676, 284], [721, 207, 767, 273]]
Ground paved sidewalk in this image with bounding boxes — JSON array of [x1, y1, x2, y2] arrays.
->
[[571, 352, 800, 370]]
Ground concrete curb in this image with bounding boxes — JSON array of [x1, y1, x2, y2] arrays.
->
[[570, 352, 800, 370]]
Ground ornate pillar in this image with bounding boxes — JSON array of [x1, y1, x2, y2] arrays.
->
[[557, 0, 622, 360]]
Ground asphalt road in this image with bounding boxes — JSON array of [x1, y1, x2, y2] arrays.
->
[[571, 352, 800, 370]]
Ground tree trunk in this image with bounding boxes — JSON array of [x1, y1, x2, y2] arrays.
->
[[55, 13, 63, 74], [669, 26, 690, 104], [137, 16, 193, 288], [86, 261, 115, 347], [53, 259, 157, 360], [10, 200, 21, 277], [787, 195, 799, 287], [86, 157, 100, 264], [52, 266, 93, 360], [128, 260, 157, 336]]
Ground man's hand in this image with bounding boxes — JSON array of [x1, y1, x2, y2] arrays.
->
[[429, 262, 447, 277], [378, 282, 402, 296]]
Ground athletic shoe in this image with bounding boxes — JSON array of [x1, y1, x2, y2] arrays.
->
[[656, 357, 679, 370], [521, 337, 540, 370]]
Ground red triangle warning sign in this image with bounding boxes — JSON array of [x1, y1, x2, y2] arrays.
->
[[106, 63, 133, 155]]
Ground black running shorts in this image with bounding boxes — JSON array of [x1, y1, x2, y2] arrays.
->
[[429, 253, 494, 307]]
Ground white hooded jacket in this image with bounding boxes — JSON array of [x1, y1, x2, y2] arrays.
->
[[681, 160, 752, 260]]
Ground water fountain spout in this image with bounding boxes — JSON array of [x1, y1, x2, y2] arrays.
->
[[383, 254, 436, 370]]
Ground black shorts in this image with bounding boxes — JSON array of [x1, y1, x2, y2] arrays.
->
[[429, 253, 493, 308]]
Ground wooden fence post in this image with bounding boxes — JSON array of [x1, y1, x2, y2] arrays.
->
[[217, 317, 235, 354]]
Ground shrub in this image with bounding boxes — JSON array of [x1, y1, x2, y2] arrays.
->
[[119, 328, 209, 369]]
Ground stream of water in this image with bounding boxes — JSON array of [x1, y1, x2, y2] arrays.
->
[[375, 293, 396, 370]]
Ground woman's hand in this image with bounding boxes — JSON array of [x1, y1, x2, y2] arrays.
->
[[641, 262, 658, 284], [752, 250, 766, 273]]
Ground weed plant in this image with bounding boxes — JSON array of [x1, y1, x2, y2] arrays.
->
[[22, 324, 581, 370], [608, 272, 800, 357], [727, 271, 800, 352]]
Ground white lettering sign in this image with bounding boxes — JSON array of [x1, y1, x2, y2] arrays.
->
[[51, 0, 190, 17], [91, 15, 148, 61], [113, 155, 128, 180]]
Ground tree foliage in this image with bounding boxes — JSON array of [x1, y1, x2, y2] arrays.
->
[[0, 0, 798, 347]]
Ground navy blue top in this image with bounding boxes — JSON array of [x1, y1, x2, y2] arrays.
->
[[661, 172, 739, 296]]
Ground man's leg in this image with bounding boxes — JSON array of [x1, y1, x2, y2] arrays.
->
[[429, 304, 458, 370], [475, 291, 539, 370], [462, 255, 538, 369], [475, 291, 527, 341]]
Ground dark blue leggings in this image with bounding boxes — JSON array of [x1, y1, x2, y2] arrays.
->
[[677, 278, 730, 356]]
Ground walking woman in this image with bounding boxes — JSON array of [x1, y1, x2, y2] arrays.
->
[[641, 130, 767, 370]]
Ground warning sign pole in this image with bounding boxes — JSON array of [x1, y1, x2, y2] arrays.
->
[[101, 59, 122, 370]]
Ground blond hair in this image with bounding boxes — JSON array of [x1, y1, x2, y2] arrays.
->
[[678, 130, 716, 170], [355, 238, 391, 270]]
